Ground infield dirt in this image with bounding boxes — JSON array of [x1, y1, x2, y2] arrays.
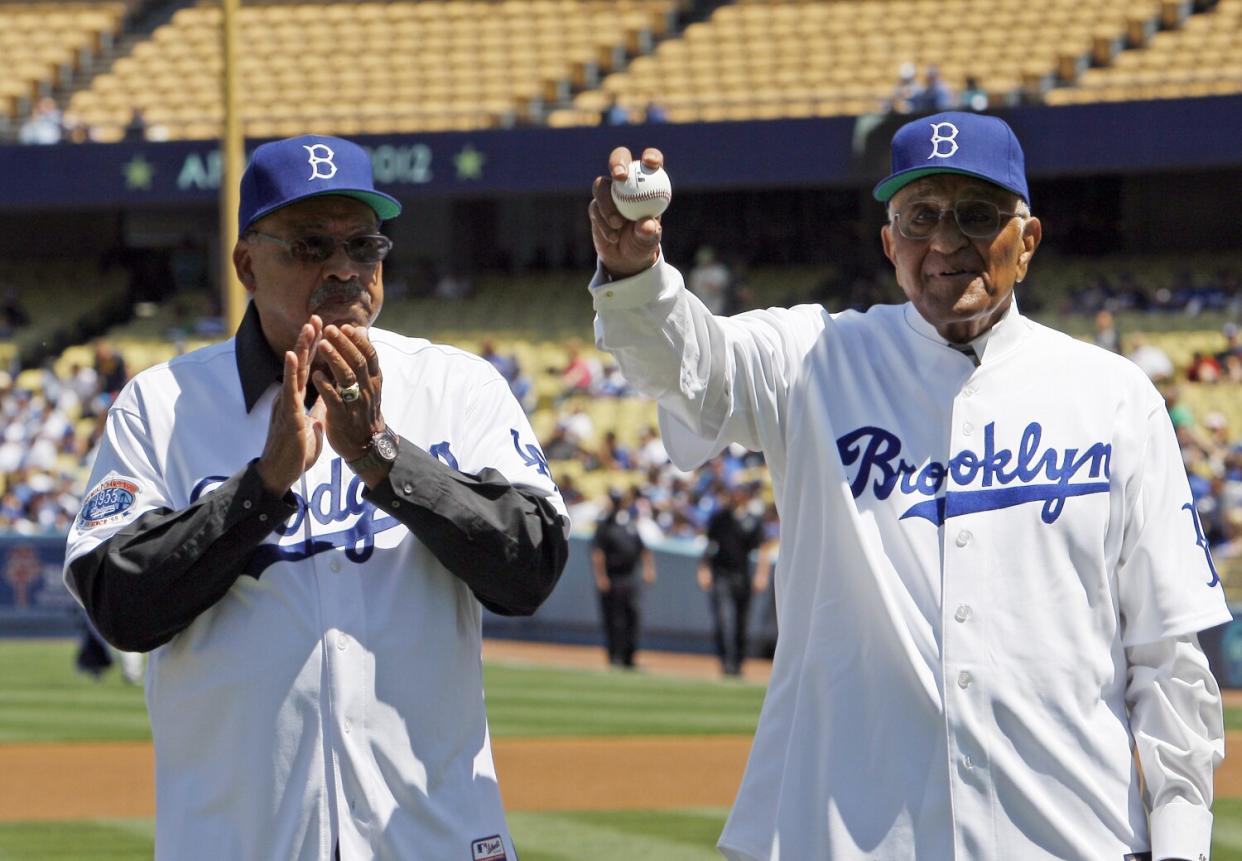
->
[[3, 641, 1241, 821]]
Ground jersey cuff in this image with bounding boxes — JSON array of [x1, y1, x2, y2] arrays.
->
[[589, 254, 667, 311], [1150, 799, 1213, 860]]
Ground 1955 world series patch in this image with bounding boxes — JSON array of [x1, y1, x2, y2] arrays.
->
[[77, 475, 141, 530]]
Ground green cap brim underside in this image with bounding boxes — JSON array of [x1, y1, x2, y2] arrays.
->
[[874, 167, 1005, 203], [252, 189, 402, 229], [326, 190, 402, 221]]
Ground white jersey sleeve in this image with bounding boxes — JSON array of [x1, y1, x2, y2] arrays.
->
[[590, 256, 826, 478], [1126, 634, 1223, 861], [64, 395, 172, 599], [451, 370, 568, 522], [1117, 399, 1232, 646]]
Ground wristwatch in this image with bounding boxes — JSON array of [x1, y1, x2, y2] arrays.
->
[[347, 427, 399, 473]]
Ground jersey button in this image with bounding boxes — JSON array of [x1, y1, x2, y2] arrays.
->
[[962, 385, 977, 397], [962, 421, 974, 435], [954, 604, 972, 623], [330, 559, 342, 573], [343, 719, 352, 734], [962, 754, 974, 769], [957, 670, 973, 689], [955, 530, 972, 547], [337, 633, 348, 651], [392, 499, 402, 508], [402, 483, 414, 495], [242, 499, 253, 510]]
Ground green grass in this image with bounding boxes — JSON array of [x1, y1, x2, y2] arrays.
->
[[0, 819, 154, 861], [5, 639, 1242, 858], [0, 640, 765, 744], [0, 640, 149, 743], [0, 812, 730, 861], [6, 805, 1242, 860], [509, 808, 729, 861], [483, 663, 765, 737]]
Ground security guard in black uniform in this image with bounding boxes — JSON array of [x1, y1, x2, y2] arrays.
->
[[591, 488, 656, 667], [699, 484, 774, 676]]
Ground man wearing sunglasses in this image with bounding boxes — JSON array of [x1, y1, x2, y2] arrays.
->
[[64, 135, 569, 861], [586, 112, 1227, 861]]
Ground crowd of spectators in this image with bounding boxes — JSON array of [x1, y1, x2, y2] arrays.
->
[[1087, 317, 1242, 581], [558, 435, 780, 550], [17, 100, 166, 145], [1169, 397, 1242, 563], [887, 63, 983, 114], [0, 343, 125, 534], [1062, 267, 1242, 318], [599, 94, 668, 125], [10, 287, 1242, 592]]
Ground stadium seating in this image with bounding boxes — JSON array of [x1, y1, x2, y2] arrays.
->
[[15, 0, 1235, 137], [0, 1, 126, 120], [64, 0, 679, 141], [16, 245, 1238, 515], [0, 258, 129, 370], [558, 0, 1174, 124], [1046, 0, 1242, 105]]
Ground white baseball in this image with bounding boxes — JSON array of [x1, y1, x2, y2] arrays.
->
[[610, 160, 672, 221]]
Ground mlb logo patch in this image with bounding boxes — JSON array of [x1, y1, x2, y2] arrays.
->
[[471, 835, 507, 861], [77, 475, 141, 530]]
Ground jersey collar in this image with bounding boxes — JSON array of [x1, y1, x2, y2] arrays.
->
[[902, 298, 1025, 365], [235, 301, 286, 413]]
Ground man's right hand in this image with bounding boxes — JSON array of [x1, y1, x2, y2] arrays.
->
[[256, 317, 325, 496], [589, 146, 664, 279]]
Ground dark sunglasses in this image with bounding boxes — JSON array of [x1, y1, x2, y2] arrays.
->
[[246, 230, 393, 265]]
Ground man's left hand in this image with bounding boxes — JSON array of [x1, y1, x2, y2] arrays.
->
[[312, 323, 386, 465]]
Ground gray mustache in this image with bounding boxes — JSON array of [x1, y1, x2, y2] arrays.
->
[[309, 281, 364, 309]]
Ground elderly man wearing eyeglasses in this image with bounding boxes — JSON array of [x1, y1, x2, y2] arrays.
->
[[64, 135, 569, 861], [586, 113, 1228, 861]]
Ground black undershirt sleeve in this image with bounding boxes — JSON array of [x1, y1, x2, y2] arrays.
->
[[67, 461, 298, 653], [70, 440, 568, 652], [366, 439, 569, 617]]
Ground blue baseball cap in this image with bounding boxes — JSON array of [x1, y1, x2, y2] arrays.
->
[[238, 135, 402, 235], [873, 112, 1029, 204]]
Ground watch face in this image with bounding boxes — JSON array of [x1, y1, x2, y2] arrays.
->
[[374, 432, 398, 460]]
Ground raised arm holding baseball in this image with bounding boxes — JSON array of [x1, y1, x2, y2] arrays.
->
[[586, 113, 1227, 861]]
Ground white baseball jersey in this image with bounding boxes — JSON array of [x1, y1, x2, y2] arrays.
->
[[591, 258, 1229, 861], [65, 326, 565, 861]]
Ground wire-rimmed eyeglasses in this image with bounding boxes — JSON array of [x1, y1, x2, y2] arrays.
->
[[890, 199, 1022, 241]]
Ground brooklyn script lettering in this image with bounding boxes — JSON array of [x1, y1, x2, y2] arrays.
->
[[837, 421, 1111, 525]]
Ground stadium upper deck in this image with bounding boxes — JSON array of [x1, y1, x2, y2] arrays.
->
[[2, 0, 1239, 141]]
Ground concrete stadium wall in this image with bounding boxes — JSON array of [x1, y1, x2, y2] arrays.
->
[[483, 534, 777, 656], [10, 531, 1240, 685], [0, 532, 777, 658]]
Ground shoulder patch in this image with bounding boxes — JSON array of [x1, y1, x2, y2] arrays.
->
[[78, 475, 141, 530]]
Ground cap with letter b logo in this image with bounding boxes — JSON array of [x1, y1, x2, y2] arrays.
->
[[238, 134, 402, 235], [873, 111, 1029, 205]]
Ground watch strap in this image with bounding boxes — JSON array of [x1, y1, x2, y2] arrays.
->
[[347, 428, 398, 472]]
